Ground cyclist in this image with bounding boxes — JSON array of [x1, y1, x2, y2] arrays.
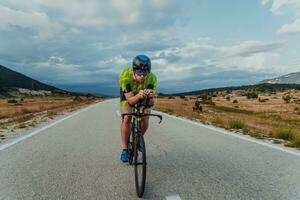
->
[[118, 54, 157, 162]]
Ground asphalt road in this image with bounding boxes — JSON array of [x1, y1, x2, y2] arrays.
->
[[0, 99, 300, 200]]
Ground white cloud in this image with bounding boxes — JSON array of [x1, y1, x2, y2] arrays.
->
[[32, 58, 98, 84], [149, 40, 285, 81], [2, 0, 176, 29], [262, 0, 300, 34], [47, 56, 65, 65], [0, 0, 180, 86], [0, 5, 60, 40], [262, 0, 270, 6], [277, 18, 300, 33]]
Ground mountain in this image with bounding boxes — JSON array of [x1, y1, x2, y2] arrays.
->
[[55, 83, 118, 97], [259, 72, 300, 84], [0, 65, 69, 97], [169, 83, 300, 96]]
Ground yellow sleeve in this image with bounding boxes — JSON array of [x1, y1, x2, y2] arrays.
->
[[119, 69, 130, 92], [153, 74, 158, 93]]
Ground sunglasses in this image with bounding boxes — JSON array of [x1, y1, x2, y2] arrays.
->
[[134, 69, 149, 76]]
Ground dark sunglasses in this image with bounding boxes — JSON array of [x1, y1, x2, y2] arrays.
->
[[134, 69, 149, 76]]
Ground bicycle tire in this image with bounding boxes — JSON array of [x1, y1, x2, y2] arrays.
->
[[128, 131, 134, 165], [134, 133, 146, 197], [128, 117, 136, 165]]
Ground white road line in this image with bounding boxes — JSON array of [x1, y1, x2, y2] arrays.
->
[[0, 102, 100, 151], [116, 110, 121, 117], [165, 195, 182, 200], [153, 110, 300, 157]]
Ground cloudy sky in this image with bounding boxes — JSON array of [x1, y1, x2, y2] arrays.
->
[[0, 0, 300, 95]]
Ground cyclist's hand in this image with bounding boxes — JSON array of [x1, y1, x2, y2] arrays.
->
[[138, 90, 147, 99], [145, 89, 155, 98]]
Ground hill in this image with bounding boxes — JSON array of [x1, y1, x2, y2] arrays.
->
[[0, 65, 69, 97], [259, 72, 300, 84], [0, 65, 65, 91], [168, 83, 300, 96]]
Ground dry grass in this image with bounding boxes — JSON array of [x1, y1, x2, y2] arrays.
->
[[228, 120, 245, 129], [154, 90, 300, 148], [16, 123, 27, 129], [46, 111, 58, 119], [0, 96, 103, 133], [0, 96, 101, 118]]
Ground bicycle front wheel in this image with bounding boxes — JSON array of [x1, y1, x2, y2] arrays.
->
[[128, 130, 134, 165], [134, 133, 146, 198]]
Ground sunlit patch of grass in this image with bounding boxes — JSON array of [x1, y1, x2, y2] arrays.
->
[[211, 117, 226, 128], [270, 128, 300, 148], [209, 105, 255, 115], [292, 134, 300, 147], [285, 134, 300, 148], [21, 108, 34, 114], [16, 123, 27, 129], [0, 115, 9, 120], [239, 125, 265, 139], [247, 131, 265, 139], [0, 124, 8, 130], [15, 115, 34, 124], [270, 128, 295, 140], [228, 120, 245, 129], [46, 111, 57, 119], [27, 122, 36, 127]]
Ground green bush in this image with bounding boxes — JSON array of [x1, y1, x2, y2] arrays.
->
[[7, 99, 18, 103], [157, 93, 166, 98], [258, 98, 269, 102], [212, 117, 225, 127], [198, 94, 211, 101], [228, 120, 245, 129], [282, 94, 291, 103], [291, 134, 300, 148], [193, 100, 202, 112], [198, 94, 214, 105], [244, 92, 258, 99], [271, 128, 295, 140]]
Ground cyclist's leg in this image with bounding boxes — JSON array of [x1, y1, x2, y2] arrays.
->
[[141, 109, 150, 135], [120, 100, 132, 149]]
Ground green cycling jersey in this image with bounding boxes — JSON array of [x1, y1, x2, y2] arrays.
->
[[119, 67, 157, 108]]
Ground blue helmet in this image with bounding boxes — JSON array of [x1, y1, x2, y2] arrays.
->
[[132, 54, 151, 73]]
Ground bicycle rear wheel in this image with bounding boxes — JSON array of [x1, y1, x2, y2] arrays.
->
[[134, 133, 146, 197]]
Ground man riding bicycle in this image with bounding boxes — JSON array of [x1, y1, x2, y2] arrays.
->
[[119, 55, 157, 162]]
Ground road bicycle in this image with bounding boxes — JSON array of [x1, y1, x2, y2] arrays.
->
[[122, 99, 162, 198]]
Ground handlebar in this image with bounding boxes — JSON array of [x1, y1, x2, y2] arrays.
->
[[121, 113, 163, 124]]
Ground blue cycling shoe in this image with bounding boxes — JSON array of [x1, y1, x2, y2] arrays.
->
[[120, 149, 129, 162]]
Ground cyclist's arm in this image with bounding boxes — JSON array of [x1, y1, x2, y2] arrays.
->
[[125, 91, 145, 105], [148, 98, 154, 106], [145, 89, 155, 106]]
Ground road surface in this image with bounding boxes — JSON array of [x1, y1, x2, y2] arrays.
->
[[0, 99, 300, 200]]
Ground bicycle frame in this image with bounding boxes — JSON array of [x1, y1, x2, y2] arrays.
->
[[121, 99, 162, 197]]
